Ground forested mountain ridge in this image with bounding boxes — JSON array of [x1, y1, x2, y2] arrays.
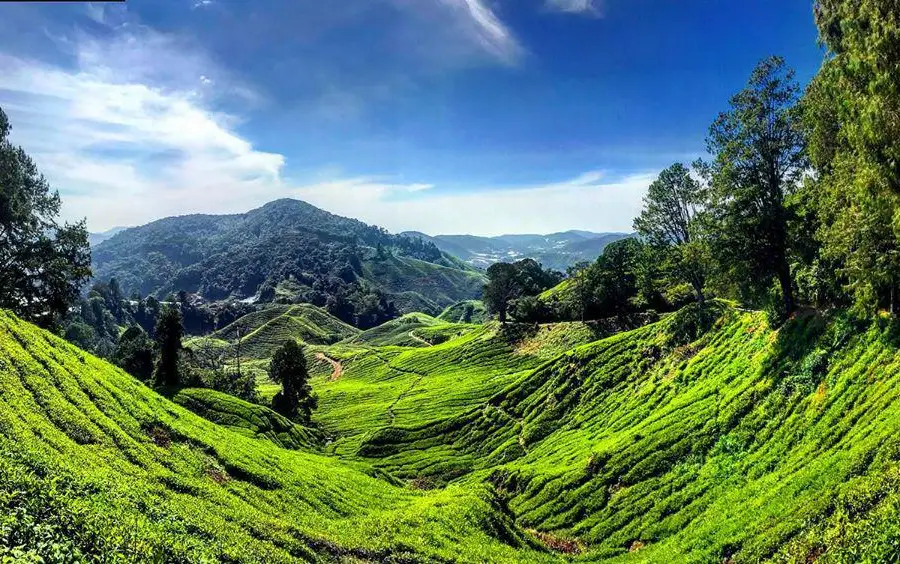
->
[[91, 199, 485, 324], [403, 230, 632, 271]]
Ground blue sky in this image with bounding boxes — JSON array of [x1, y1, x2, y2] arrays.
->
[[0, 0, 822, 235]]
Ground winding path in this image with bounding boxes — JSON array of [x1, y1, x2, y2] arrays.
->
[[407, 330, 433, 347], [315, 353, 343, 381]]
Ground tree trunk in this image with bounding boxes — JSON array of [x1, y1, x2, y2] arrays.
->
[[693, 282, 705, 306], [777, 259, 795, 314], [498, 307, 507, 324]]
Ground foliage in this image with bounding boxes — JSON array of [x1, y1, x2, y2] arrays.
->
[[484, 260, 564, 323], [113, 326, 154, 382], [804, 1, 900, 315], [269, 340, 317, 423], [0, 106, 91, 328], [704, 56, 807, 314], [153, 307, 184, 388], [634, 162, 711, 303]]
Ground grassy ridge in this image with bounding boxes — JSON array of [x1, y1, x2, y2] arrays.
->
[[172, 387, 323, 450], [213, 304, 360, 360], [361, 255, 486, 313], [438, 300, 489, 324], [337, 305, 900, 561], [0, 309, 554, 562]]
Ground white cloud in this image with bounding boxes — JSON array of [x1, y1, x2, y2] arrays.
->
[[0, 27, 285, 230], [545, 0, 603, 16], [443, 0, 523, 64], [290, 171, 651, 236], [0, 5, 648, 236], [392, 0, 524, 66]]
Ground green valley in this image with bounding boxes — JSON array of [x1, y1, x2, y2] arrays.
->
[[4, 0, 900, 561], [8, 301, 900, 561]]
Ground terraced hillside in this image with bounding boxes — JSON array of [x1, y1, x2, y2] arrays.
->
[[0, 309, 550, 562], [8, 302, 900, 562], [314, 305, 900, 562], [211, 304, 359, 359], [439, 300, 489, 324]]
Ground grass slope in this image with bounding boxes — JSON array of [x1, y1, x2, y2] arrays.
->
[[327, 305, 900, 562], [361, 255, 486, 314], [172, 387, 323, 450], [0, 309, 554, 563], [10, 300, 900, 561], [438, 300, 489, 324], [213, 304, 359, 360]]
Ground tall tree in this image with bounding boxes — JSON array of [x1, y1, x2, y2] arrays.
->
[[0, 107, 91, 327], [483, 262, 520, 323], [153, 307, 184, 388], [634, 162, 709, 304], [566, 261, 594, 323], [115, 327, 155, 382], [804, 1, 900, 314], [269, 340, 317, 423], [705, 56, 807, 315]]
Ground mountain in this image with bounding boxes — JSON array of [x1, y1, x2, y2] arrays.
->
[[402, 229, 633, 271], [87, 226, 128, 247], [91, 199, 486, 325]]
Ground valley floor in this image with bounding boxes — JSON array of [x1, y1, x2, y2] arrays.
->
[[5, 304, 900, 562]]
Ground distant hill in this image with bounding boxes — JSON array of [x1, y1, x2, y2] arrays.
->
[[88, 226, 128, 247], [402, 229, 633, 271], [92, 199, 485, 325]]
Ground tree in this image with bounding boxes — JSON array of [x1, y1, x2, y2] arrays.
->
[[594, 239, 641, 317], [114, 327, 154, 382], [634, 162, 709, 304], [153, 307, 184, 388], [269, 340, 317, 423], [0, 106, 91, 327], [803, 1, 900, 314], [483, 262, 520, 323], [705, 56, 807, 315], [566, 262, 595, 323]]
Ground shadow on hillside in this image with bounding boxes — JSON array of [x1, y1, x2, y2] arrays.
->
[[761, 308, 828, 391], [496, 312, 661, 349]]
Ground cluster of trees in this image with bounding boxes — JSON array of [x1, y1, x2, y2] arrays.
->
[[487, 2, 900, 324], [482, 259, 564, 322], [62, 279, 256, 359]]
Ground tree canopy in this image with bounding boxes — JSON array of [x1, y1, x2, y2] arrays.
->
[[0, 106, 91, 327], [269, 340, 317, 423]]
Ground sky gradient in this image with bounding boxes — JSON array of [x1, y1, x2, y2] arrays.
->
[[0, 0, 823, 235]]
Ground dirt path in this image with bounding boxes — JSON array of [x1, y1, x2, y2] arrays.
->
[[315, 353, 343, 381], [408, 330, 433, 347]]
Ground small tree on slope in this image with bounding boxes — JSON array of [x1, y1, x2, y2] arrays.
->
[[269, 340, 317, 423], [153, 307, 184, 388]]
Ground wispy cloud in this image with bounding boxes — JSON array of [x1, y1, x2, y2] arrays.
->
[[440, 0, 524, 64], [544, 0, 603, 17], [392, 0, 524, 67], [291, 171, 652, 236], [0, 24, 284, 229]]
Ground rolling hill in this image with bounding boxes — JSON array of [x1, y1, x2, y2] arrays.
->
[[403, 230, 633, 271], [91, 199, 485, 320], [0, 308, 549, 562], [7, 301, 900, 561]]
